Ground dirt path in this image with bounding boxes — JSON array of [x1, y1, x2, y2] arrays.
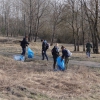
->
[[33, 56, 100, 68], [69, 60, 100, 67], [0, 51, 100, 68]]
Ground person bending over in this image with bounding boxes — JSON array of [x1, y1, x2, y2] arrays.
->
[[61, 46, 69, 70]]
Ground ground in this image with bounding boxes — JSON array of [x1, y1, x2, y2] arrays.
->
[[0, 37, 99, 100]]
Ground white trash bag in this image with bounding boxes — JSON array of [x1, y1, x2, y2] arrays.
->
[[67, 50, 72, 57], [13, 55, 25, 61]]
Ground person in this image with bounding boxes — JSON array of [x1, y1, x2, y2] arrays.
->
[[86, 42, 92, 57], [41, 39, 48, 61], [51, 43, 59, 70], [61, 46, 69, 70], [20, 36, 29, 56]]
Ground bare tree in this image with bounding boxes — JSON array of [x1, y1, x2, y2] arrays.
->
[[34, 0, 50, 42], [21, 0, 49, 42], [83, 0, 99, 53], [50, 0, 63, 45], [67, 0, 81, 51], [80, 0, 85, 51]]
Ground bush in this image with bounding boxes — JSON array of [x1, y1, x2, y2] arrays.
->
[[57, 32, 74, 44]]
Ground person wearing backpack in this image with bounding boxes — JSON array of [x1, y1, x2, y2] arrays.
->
[[45, 41, 49, 50], [41, 39, 48, 61], [51, 43, 59, 70], [61, 46, 69, 70], [20, 36, 29, 56]]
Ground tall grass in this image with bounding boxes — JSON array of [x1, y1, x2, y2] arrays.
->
[[0, 37, 99, 100]]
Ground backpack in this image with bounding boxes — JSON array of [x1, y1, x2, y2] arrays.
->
[[46, 43, 49, 50], [67, 50, 72, 57]]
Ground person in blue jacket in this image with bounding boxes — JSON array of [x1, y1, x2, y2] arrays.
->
[[41, 39, 48, 61], [61, 45, 69, 70]]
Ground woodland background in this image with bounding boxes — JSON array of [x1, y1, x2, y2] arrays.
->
[[0, 0, 100, 53]]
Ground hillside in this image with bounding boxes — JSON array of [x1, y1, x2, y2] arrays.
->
[[0, 37, 99, 100]]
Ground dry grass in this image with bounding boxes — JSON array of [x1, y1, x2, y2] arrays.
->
[[0, 37, 99, 100]]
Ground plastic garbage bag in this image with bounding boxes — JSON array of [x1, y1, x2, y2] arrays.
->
[[27, 47, 34, 58], [57, 56, 65, 71], [67, 49, 72, 57], [13, 55, 25, 61], [20, 55, 25, 61]]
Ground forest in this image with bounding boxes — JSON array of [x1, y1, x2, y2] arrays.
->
[[0, 0, 100, 53]]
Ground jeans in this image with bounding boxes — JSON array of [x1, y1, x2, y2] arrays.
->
[[21, 48, 26, 56], [86, 52, 90, 57], [42, 50, 48, 60], [53, 56, 58, 69], [65, 57, 69, 70]]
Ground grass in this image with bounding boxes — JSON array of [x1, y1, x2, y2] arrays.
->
[[0, 37, 99, 100]]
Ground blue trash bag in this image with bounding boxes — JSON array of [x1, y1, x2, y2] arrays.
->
[[27, 47, 34, 58], [13, 55, 25, 61], [57, 56, 65, 71], [20, 55, 25, 61]]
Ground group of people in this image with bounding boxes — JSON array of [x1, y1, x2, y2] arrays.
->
[[20, 36, 70, 71], [51, 44, 70, 70], [20, 36, 93, 71], [41, 39, 70, 70]]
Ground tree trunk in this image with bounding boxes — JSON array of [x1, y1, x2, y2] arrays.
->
[[51, 25, 56, 46], [28, 0, 32, 42], [81, 0, 85, 51]]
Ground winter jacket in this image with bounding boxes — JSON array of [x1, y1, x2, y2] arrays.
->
[[42, 41, 47, 51], [86, 42, 92, 52], [51, 46, 59, 57], [20, 38, 29, 48], [62, 49, 69, 58]]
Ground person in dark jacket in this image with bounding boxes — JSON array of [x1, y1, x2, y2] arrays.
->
[[86, 42, 92, 57], [41, 39, 48, 61], [20, 37, 29, 56], [51, 43, 59, 70], [61, 46, 69, 70]]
